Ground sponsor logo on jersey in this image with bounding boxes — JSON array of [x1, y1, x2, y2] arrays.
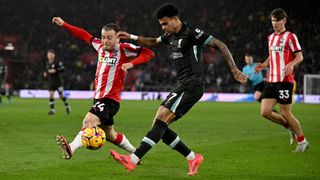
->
[[99, 57, 118, 66], [172, 52, 183, 59], [270, 45, 284, 53]]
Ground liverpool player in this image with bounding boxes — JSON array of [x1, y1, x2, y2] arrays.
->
[[43, 49, 70, 115], [110, 3, 246, 176], [52, 17, 154, 159], [255, 8, 309, 152]]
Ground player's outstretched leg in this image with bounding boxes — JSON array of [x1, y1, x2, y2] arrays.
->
[[187, 153, 204, 176], [56, 135, 73, 160], [110, 150, 136, 172]]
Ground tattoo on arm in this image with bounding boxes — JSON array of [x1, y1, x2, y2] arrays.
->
[[208, 38, 237, 72]]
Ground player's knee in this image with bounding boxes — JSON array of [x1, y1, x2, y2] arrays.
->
[[82, 113, 100, 128], [261, 109, 272, 118]]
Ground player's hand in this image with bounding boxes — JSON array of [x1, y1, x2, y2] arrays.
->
[[117, 31, 130, 40], [121, 63, 134, 73], [283, 63, 294, 75], [43, 72, 47, 77], [254, 63, 263, 73], [52, 17, 64, 26], [232, 69, 247, 84]]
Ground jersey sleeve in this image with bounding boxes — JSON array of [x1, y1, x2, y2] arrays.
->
[[91, 38, 102, 52], [159, 33, 170, 45], [121, 43, 142, 58], [57, 61, 65, 72], [288, 33, 302, 53], [189, 26, 213, 46]]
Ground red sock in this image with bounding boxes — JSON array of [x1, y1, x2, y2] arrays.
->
[[297, 134, 305, 142], [113, 133, 123, 145]]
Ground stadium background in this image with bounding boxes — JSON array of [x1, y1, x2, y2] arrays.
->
[[0, 0, 319, 94]]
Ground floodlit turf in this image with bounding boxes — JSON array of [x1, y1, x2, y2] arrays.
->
[[0, 98, 319, 179]]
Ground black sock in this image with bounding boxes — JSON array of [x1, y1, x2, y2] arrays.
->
[[134, 119, 168, 159], [62, 97, 69, 107], [49, 98, 54, 109], [162, 128, 191, 157]]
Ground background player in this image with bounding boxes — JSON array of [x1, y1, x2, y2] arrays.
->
[[255, 8, 309, 152], [242, 53, 265, 102], [43, 49, 71, 115], [0, 58, 12, 104], [110, 3, 246, 176], [52, 17, 154, 159]]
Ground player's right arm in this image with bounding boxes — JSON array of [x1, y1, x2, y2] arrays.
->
[[254, 57, 269, 73], [117, 31, 161, 47], [52, 17, 93, 45]]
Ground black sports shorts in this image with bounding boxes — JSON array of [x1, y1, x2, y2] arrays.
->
[[262, 82, 294, 104], [161, 83, 204, 120], [89, 98, 120, 126]]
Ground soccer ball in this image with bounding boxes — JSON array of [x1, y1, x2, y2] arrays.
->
[[81, 127, 106, 150]]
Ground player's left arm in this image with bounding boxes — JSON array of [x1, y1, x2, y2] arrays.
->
[[121, 48, 155, 72], [283, 51, 303, 76], [207, 38, 247, 83], [284, 33, 304, 75]]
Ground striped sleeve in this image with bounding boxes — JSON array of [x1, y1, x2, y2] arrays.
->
[[288, 33, 302, 53]]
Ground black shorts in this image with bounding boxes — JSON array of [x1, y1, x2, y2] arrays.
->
[[262, 82, 294, 104], [89, 98, 120, 126], [161, 83, 204, 120], [253, 81, 265, 92], [48, 83, 64, 94]]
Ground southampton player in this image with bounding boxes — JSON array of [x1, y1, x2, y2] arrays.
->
[[43, 49, 70, 115], [0, 58, 12, 104], [110, 3, 246, 176], [52, 17, 154, 159], [255, 9, 309, 152]]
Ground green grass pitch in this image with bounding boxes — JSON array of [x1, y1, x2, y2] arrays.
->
[[0, 98, 319, 179]]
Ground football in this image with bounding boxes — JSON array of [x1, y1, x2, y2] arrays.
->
[[81, 127, 106, 150]]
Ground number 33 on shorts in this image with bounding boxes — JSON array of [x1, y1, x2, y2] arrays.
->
[[278, 89, 290, 99]]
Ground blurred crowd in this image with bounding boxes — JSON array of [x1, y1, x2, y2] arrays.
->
[[0, 0, 319, 94]]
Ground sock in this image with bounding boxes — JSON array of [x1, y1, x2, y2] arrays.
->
[[112, 133, 136, 153], [162, 128, 192, 157], [69, 130, 84, 153], [186, 151, 196, 160], [297, 134, 305, 143], [62, 97, 69, 107], [133, 119, 168, 162], [49, 98, 55, 110]]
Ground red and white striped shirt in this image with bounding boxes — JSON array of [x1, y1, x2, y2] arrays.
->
[[91, 40, 141, 102], [267, 31, 301, 83], [62, 22, 154, 102]]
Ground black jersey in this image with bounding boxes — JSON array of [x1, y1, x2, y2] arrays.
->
[[160, 22, 213, 85], [46, 60, 64, 85], [0, 64, 8, 83], [0, 64, 8, 76]]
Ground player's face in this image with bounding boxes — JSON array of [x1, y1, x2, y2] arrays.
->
[[271, 17, 286, 33], [47, 52, 55, 62], [159, 16, 179, 34], [245, 55, 253, 65], [101, 29, 120, 51]]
